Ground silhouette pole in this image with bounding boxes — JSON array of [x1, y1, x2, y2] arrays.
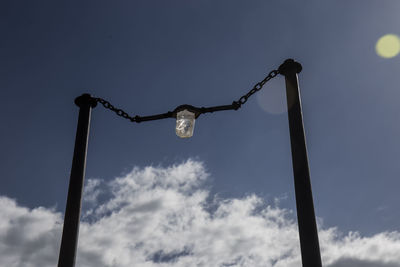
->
[[279, 59, 322, 267], [58, 94, 96, 267]]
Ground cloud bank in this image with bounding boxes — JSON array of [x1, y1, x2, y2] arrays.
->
[[1, 160, 399, 267]]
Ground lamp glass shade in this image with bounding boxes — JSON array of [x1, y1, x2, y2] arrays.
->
[[175, 109, 195, 138]]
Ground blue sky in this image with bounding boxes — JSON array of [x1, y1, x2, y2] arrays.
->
[[1, 1, 400, 266]]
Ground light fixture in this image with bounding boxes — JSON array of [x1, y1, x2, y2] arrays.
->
[[175, 109, 196, 138]]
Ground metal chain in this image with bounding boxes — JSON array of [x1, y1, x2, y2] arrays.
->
[[94, 68, 279, 121], [234, 69, 279, 108], [94, 98, 138, 122]]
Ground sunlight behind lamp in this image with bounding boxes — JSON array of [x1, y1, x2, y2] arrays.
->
[[175, 109, 195, 138]]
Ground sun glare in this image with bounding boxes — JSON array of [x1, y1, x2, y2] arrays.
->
[[376, 34, 400, 58]]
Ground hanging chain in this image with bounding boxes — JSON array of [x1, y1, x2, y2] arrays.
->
[[233, 69, 279, 108], [93, 68, 280, 121], [94, 98, 138, 122]]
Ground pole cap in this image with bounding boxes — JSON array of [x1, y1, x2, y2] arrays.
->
[[74, 93, 97, 108], [278, 59, 302, 76]]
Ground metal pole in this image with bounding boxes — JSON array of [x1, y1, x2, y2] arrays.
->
[[279, 59, 322, 267], [58, 94, 96, 267]]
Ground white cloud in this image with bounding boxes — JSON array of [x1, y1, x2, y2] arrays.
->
[[0, 159, 399, 267], [0, 197, 62, 267], [83, 178, 103, 204]]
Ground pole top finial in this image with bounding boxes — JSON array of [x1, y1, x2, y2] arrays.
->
[[74, 94, 97, 108], [278, 59, 302, 76]]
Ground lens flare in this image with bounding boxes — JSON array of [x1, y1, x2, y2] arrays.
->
[[376, 34, 400, 58]]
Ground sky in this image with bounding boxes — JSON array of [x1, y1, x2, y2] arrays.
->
[[1, 0, 400, 266]]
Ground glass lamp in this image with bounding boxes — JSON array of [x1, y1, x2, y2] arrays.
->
[[175, 109, 196, 138]]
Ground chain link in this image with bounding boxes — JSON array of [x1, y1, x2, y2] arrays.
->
[[94, 98, 137, 122], [234, 69, 279, 108]]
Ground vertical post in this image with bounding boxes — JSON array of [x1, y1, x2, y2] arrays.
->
[[279, 59, 322, 267], [58, 94, 96, 267]]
